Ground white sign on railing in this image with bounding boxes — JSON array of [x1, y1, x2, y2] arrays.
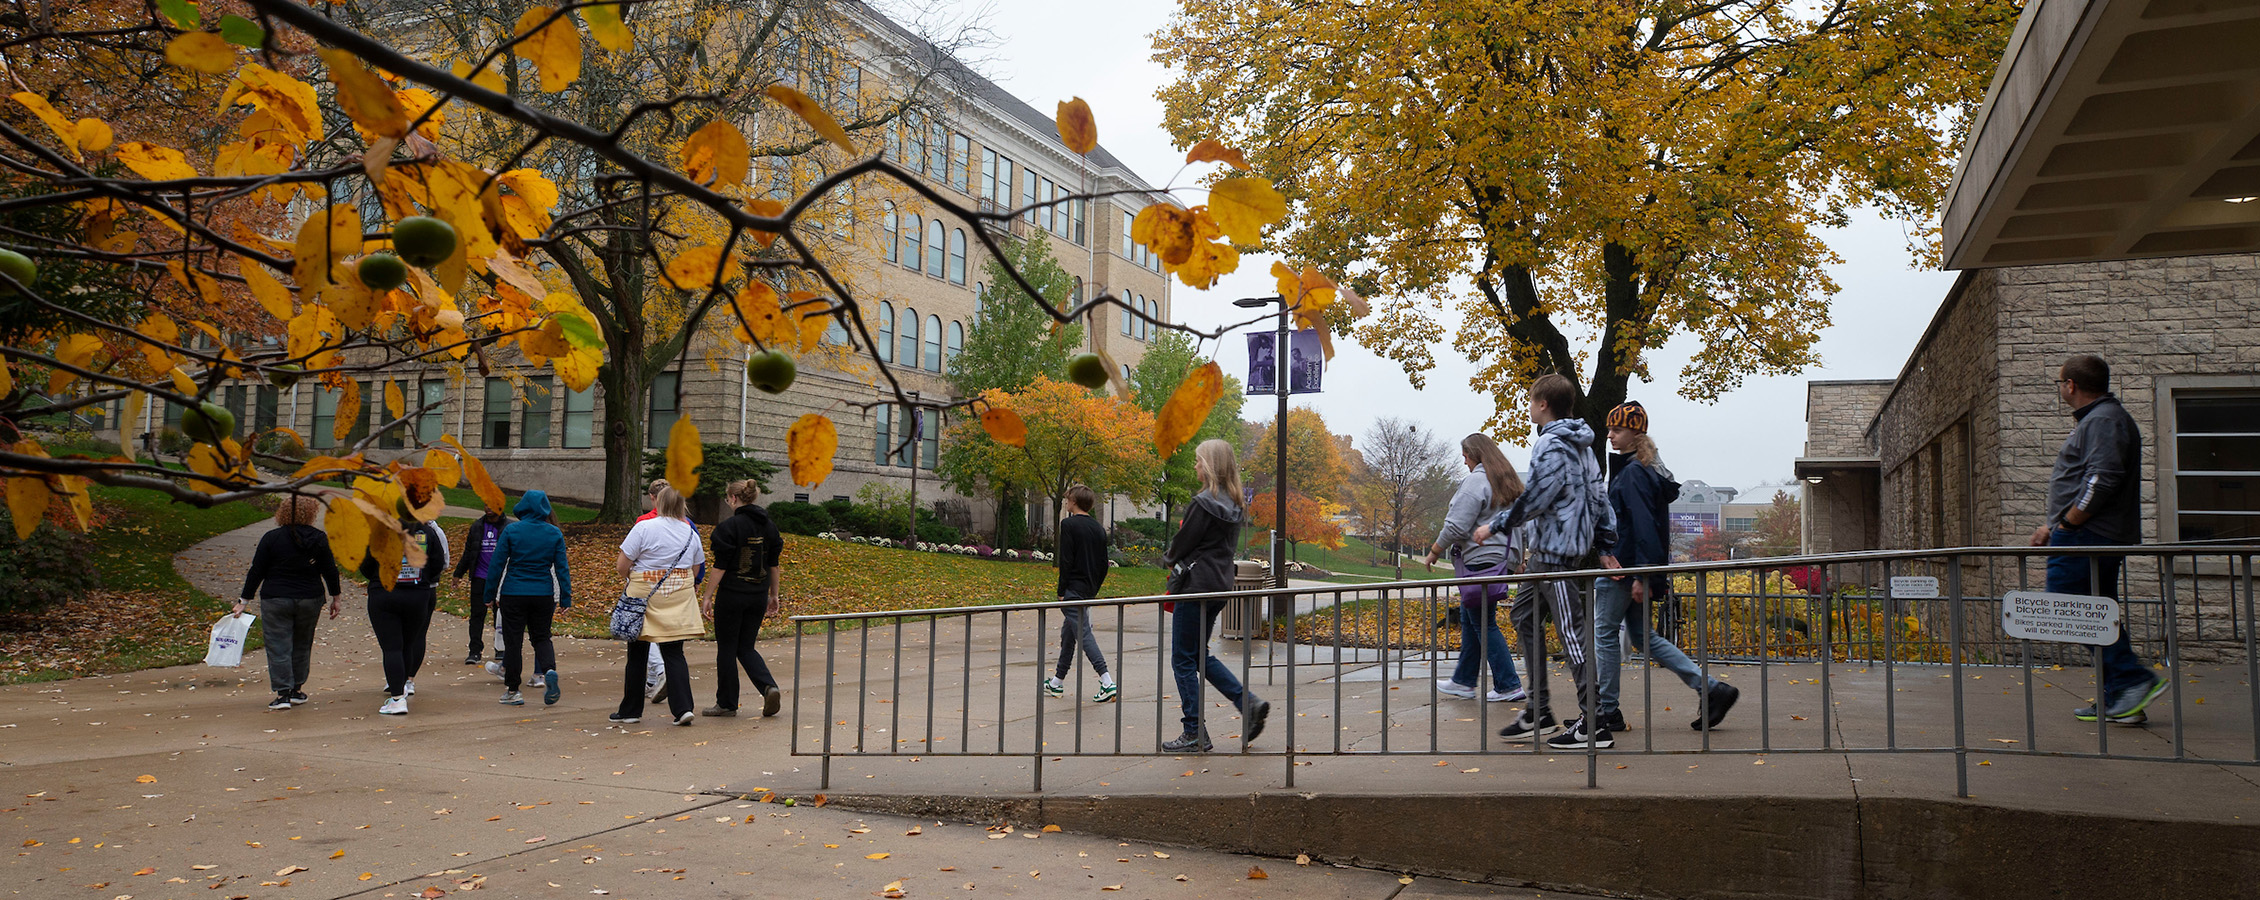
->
[[1889, 575, 1940, 599], [2001, 590, 2121, 645]]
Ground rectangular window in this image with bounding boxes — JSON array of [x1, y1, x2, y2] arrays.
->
[[254, 385, 278, 435], [345, 382, 372, 447], [873, 403, 892, 466], [418, 380, 446, 444], [921, 410, 939, 471], [997, 156, 1013, 207], [1039, 178, 1056, 234], [521, 375, 553, 449], [1122, 212, 1135, 257], [483, 377, 513, 449], [949, 133, 970, 192], [647, 371, 680, 449], [839, 65, 860, 116], [1022, 169, 1040, 225], [905, 116, 926, 175], [562, 385, 595, 449], [928, 121, 947, 178], [223, 385, 247, 431], [2173, 391, 2260, 541], [310, 386, 337, 450], [377, 379, 409, 449], [1071, 196, 1085, 245], [981, 149, 998, 200]]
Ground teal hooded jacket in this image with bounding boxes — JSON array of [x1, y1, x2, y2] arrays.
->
[[481, 491, 574, 607]]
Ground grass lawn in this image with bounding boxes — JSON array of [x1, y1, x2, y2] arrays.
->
[[1241, 533, 1456, 583], [432, 527, 1171, 642], [0, 485, 273, 684]]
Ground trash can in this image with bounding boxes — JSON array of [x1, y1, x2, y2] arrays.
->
[[1221, 559, 1275, 639]]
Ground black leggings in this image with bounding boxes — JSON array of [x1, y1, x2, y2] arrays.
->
[[466, 576, 490, 655], [498, 594, 556, 691], [620, 640, 692, 719], [367, 589, 435, 696], [713, 589, 776, 709]]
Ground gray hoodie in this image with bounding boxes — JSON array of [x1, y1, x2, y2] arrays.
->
[[1437, 465, 1514, 570]]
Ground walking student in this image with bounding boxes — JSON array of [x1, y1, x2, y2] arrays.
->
[[635, 480, 689, 705], [1593, 402, 1737, 733], [700, 479, 784, 719], [454, 509, 505, 665], [236, 495, 343, 710], [1475, 373, 1615, 749], [482, 490, 573, 707], [614, 485, 705, 727], [1160, 439, 1270, 753], [2027, 355, 2164, 725], [1421, 433, 1526, 704], [1044, 484, 1119, 704], [364, 514, 447, 716]]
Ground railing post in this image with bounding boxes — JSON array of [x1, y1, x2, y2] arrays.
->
[[1587, 574, 1600, 790], [1949, 555, 1968, 799], [821, 620, 836, 790], [1034, 607, 1046, 792]]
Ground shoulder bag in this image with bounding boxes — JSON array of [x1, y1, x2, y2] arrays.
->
[[609, 532, 697, 641]]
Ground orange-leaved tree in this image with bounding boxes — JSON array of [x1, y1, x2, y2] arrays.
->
[[944, 376, 1161, 528], [1247, 489, 1345, 559], [0, 0, 1293, 586]]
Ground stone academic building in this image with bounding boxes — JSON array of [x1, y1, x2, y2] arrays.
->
[[100, 3, 1182, 531]]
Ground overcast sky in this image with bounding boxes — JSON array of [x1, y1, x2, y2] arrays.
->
[[947, 0, 1960, 493]]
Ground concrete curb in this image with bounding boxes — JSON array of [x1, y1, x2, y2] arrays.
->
[[823, 791, 2260, 900]]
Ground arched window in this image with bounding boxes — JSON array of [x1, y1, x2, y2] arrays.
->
[[1148, 297, 1162, 336], [901, 214, 922, 271], [945, 321, 963, 370], [898, 306, 920, 365], [1121, 297, 1134, 335], [974, 282, 985, 319], [1071, 277, 1084, 311], [948, 229, 967, 285], [924, 314, 943, 371], [876, 301, 895, 362], [924, 219, 945, 278], [1141, 296, 1153, 339], [880, 202, 898, 263]]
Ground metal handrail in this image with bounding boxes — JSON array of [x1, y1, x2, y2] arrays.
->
[[788, 543, 2260, 797]]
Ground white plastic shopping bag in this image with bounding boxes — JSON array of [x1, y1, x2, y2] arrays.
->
[[204, 613, 254, 667]]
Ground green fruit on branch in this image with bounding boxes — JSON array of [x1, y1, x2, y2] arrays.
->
[[746, 350, 797, 395], [357, 252, 408, 291], [391, 216, 458, 267], [1066, 352, 1108, 390], [0, 249, 36, 297], [267, 364, 303, 389], [180, 401, 236, 445]]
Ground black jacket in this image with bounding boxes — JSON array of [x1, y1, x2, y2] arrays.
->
[[1602, 453, 1679, 591], [239, 525, 342, 601], [2049, 395, 2143, 544], [1055, 513, 1109, 599], [360, 520, 447, 596], [711, 504, 783, 595], [1162, 491, 1242, 595]]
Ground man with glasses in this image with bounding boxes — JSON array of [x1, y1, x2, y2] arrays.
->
[[2028, 355, 2163, 725]]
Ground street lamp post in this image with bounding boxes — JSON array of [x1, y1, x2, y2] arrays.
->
[[1232, 295, 1289, 591], [906, 390, 920, 550]]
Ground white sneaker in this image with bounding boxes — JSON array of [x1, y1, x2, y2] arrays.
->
[[672, 710, 696, 727], [646, 680, 668, 703], [484, 660, 505, 678], [379, 695, 408, 715], [404, 679, 416, 696], [1487, 687, 1527, 703], [1435, 679, 1477, 699]]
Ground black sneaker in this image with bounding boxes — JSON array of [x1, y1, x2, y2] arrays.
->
[[1691, 681, 1740, 730], [267, 694, 294, 710], [761, 686, 784, 718], [1498, 709, 1559, 742], [464, 653, 482, 666], [1242, 700, 1272, 745], [287, 690, 309, 705], [1160, 731, 1213, 753], [1598, 708, 1628, 733], [608, 712, 641, 725], [1547, 717, 1615, 749]]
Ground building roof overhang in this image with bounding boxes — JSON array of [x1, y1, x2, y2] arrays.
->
[[1942, 0, 2260, 269]]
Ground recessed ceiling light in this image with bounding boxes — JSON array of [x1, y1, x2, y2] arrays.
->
[[2226, 196, 2258, 204]]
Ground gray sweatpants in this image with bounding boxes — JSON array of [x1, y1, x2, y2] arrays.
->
[[259, 596, 324, 695]]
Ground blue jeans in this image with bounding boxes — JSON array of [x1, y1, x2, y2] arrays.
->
[[1449, 559, 1520, 693], [2047, 526, 2151, 698], [1594, 576, 1715, 716], [1170, 600, 1252, 734]]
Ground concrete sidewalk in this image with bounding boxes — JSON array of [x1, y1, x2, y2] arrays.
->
[[1, 519, 1570, 900]]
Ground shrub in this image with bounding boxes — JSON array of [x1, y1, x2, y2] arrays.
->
[[155, 427, 191, 456], [768, 501, 833, 536], [1116, 517, 1170, 545], [0, 513, 99, 615], [253, 430, 310, 461], [639, 443, 779, 501], [917, 520, 961, 545]]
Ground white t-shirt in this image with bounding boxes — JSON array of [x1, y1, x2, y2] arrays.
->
[[619, 516, 705, 571]]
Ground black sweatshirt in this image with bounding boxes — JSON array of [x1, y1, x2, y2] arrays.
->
[[1056, 513, 1109, 600], [711, 504, 783, 596], [359, 521, 448, 596], [239, 525, 343, 601]]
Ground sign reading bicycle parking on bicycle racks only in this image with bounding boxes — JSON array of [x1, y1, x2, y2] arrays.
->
[[1889, 575, 1940, 599], [2001, 590, 2121, 645]]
